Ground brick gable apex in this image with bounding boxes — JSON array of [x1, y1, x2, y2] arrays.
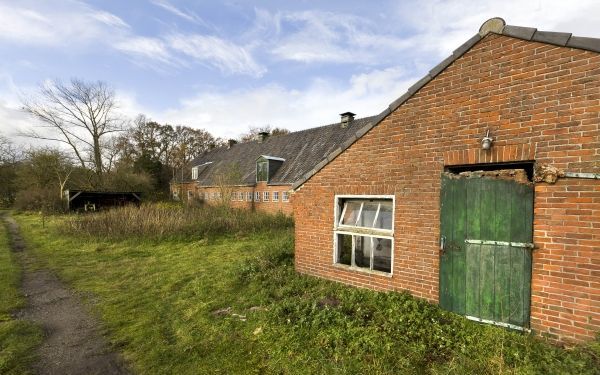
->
[[292, 17, 600, 191]]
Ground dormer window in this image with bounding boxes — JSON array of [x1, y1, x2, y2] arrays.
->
[[191, 161, 212, 181], [256, 155, 285, 183]]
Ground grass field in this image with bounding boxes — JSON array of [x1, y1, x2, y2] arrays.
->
[[12, 208, 600, 374], [0, 214, 43, 375]]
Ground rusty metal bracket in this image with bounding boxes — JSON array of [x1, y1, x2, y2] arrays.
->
[[465, 239, 534, 249]]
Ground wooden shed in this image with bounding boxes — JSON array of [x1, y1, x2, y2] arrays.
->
[[64, 190, 141, 211]]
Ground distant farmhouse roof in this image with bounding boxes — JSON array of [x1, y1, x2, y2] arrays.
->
[[291, 17, 600, 190], [186, 115, 378, 186]]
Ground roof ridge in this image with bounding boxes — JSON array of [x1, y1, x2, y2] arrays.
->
[[193, 114, 379, 159], [291, 17, 600, 190]]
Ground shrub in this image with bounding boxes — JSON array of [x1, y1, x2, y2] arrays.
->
[[13, 187, 65, 213]]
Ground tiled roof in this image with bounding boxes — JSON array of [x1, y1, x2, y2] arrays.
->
[[187, 115, 378, 186], [291, 17, 600, 190]]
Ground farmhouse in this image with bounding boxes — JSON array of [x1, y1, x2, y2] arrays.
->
[[171, 112, 375, 215], [293, 18, 600, 343]]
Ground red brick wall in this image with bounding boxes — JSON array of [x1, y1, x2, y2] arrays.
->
[[178, 182, 293, 215], [293, 33, 600, 343], [532, 179, 600, 342]]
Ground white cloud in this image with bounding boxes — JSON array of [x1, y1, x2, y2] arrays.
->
[[151, 0, 210, 28], [394, 0, 600, 58], [167, 34, 266, 77], [114, 37, 175, 66], [0, 1, 130, 47], [144, 66, 416, 139], [259, 10, 415, 65], [0, 0, 263, 77]]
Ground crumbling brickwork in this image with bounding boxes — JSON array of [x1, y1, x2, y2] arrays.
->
[[293, 33, 600, 343]]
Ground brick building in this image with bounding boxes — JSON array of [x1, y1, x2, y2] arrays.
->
[[292, 18, 600, 343], [171, 113, 374, 215]]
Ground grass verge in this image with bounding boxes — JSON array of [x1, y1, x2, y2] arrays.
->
[[0, 213, 43, 375], [15, 210, 600, 374]]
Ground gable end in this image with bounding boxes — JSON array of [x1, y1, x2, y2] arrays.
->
[[292, 17, 600, 191]]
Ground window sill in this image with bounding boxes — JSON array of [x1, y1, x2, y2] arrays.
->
[[332, 263, 393, 278]]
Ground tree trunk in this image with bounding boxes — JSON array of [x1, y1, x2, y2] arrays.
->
[[93, 135, 103, 179]]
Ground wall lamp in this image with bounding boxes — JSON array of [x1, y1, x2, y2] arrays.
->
[[481, 129, 493, 150]]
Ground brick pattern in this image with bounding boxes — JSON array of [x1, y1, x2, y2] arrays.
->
[[172, 182, 293, 215], [293, 34, 600, 343], [532, 179, 600, 342]]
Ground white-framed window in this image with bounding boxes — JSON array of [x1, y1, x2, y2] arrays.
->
[[216, 192, 221, 199], [212, 192, 217, 200], [263, 191, 269, 202], [254, 192, 260, 202], [333, 195, 394, 275], [173, 190, 179, 199], [204, 192, 209, 201], [187, 190, 193, 199], [238, 192, 244, 201], [273, 191, 279, 201], [247, 192, 252, 201], [191, 166, 199, 180], [282, 191, 289, 202]]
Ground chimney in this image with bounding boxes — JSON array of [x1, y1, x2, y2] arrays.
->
[[258, 131, 269, 143], [340, 112, 356, 128], [227, 139, 237, 149]]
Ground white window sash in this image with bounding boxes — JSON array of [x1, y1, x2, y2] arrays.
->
[[333, 195, 395, 275]]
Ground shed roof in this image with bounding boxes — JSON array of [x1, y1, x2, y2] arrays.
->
[[291, 17, 600, 190]]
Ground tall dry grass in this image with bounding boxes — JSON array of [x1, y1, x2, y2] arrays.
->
[[63, 203, 293, 240]]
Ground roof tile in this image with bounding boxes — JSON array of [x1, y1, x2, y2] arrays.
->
[[502, 25, 537, 40], [532, 31, 572, 46], [567, 36, 600, 53]]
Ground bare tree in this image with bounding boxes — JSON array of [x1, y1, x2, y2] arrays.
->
[[0, 134, 20, 164], [17, 148, 74, 199], [239, 125, 290, 143], [0, 134, 21, 206], [21, 79, 124, 181], [214, 163, 242, 207]]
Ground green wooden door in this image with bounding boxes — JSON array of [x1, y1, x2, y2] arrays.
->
[[439, 174, 533, 329]]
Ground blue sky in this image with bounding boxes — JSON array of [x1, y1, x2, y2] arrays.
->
[[1, 0, 599, 144]]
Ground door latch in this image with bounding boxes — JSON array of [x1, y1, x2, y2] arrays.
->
[[440, 235, 446, 253]]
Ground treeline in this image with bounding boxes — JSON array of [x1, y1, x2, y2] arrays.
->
[[0, 78, 289, 211], [0, 117, 221, 210]]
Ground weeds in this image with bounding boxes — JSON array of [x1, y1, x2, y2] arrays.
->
[[62, 203, 293, 241]]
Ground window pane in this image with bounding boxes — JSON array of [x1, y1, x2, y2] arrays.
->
[[341, 201, 361, 225], [354, 236, 372, 269], [337, 234, 352, 265], [257, 161, 268, 181], [374, 201, 393, 230], [373, 238, 392, 273], [359, 202, 379, 227]]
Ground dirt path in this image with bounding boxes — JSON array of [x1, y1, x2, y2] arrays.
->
[[3, 214, 130, 375]]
